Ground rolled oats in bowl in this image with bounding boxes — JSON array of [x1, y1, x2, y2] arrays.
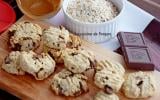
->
[[63, 0, 125, 43], [66, 0, 119, 23]]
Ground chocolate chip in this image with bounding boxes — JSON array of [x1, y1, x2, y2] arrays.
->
[[32, 55, 39, 60], [59, 26, 63, 30], [104, 85, 113, 94], [68, 72, 74, 77], [13, 43, 21, 51], [67, 41, 73, 47], [8, 30, 16, 37], [73, 82, 83, 96], [59, 35, 64, 39], [4, 57, 11, 64], [57, 43, 60, 47], [33, 42, 36, 47], [39, 68, 44, 72], [137, 80, 143, 87], [35, 68, 44, 78], [105, 76, 108, 80], [24, 21, 30, 24], [22, 37, 32, 40], [71, 52, 78, 56], [89, 59, 97, 68], [57, 84, 63, 96], [71, 67, 75, 70], [48, 51, 55, 60], [17, 68, 21, 72], [52, 42, 55, 45]]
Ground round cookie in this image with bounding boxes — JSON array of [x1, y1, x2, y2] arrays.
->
[[122, 71, 156, 99], [94, 91, 119, 100], [62, 49, 96, 73], [19, 51, 56, 80], [8, 21, 42, 51], [2, 51, 25, 75], [46, 34, 82, 64], [94, 69, 124, 94], [51, 69, 88, 96], [96, 60, 125, 76], [43, 26, 70, 50]]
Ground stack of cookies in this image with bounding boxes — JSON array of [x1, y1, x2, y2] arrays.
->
[[42, 25, 96, 96], [2, 21, 56, 80], [2, 21, 96, 97], [1, 21, 156, 99]]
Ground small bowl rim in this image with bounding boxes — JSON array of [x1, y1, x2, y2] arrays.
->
[[62, 0, 126, 25]]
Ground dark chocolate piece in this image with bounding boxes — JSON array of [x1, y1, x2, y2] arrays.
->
[[123, 47, 154, 70], [117, 32, 155, 70], [117, 32, 146, 47]]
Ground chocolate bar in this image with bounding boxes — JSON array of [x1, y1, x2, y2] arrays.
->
[[117, 32, 146, 47], [123, 47, 154, 70], [117, 32, 155, 70]]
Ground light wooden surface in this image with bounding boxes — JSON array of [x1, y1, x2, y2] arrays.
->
[[0, 17, 160, 100]]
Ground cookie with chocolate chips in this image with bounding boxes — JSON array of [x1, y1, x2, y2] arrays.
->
[[19, 51, 56, 80], [122, 71, 156, 99], [94, 69, 124, 94], [2, 51, 25, 75], [43, 26, 70, 50], [62, 48, 96, 73], [94, 91, 119, 100], [50, 69, 88, 96], [8, 21, 42, 51], [94, 60, 125, 94]]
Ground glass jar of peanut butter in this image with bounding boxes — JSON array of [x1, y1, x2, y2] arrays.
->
[[16, 0, 62, 19]]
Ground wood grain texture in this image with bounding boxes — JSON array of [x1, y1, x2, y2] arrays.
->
[[129, 0, 160, 19], [0, 17, 159, 100]]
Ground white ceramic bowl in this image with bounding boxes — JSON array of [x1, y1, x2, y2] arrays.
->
[[63, 0, 126, 43]]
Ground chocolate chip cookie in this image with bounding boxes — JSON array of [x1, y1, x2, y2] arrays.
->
[[8, 21, 42, 51], [94, 60, 125, 94], [19, 51, 56, 80], [62, 48, 96, 73], [51, 69, 88, 96], [43, 26, 70, 50], [2, 51, 25, 75], [122, 71, 156, 98], [94, 69, 124, 94]]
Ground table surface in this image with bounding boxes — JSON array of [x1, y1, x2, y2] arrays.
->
[[0, 0, 160, 100]]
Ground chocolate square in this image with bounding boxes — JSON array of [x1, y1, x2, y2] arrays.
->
[[123, 47, 154, 70], [117, 32, 146, 47]]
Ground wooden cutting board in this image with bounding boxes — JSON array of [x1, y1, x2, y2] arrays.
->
[[0, 16, 160, 100]]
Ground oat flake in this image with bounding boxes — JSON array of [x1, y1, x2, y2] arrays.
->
[[66, 0, 119, 23]]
